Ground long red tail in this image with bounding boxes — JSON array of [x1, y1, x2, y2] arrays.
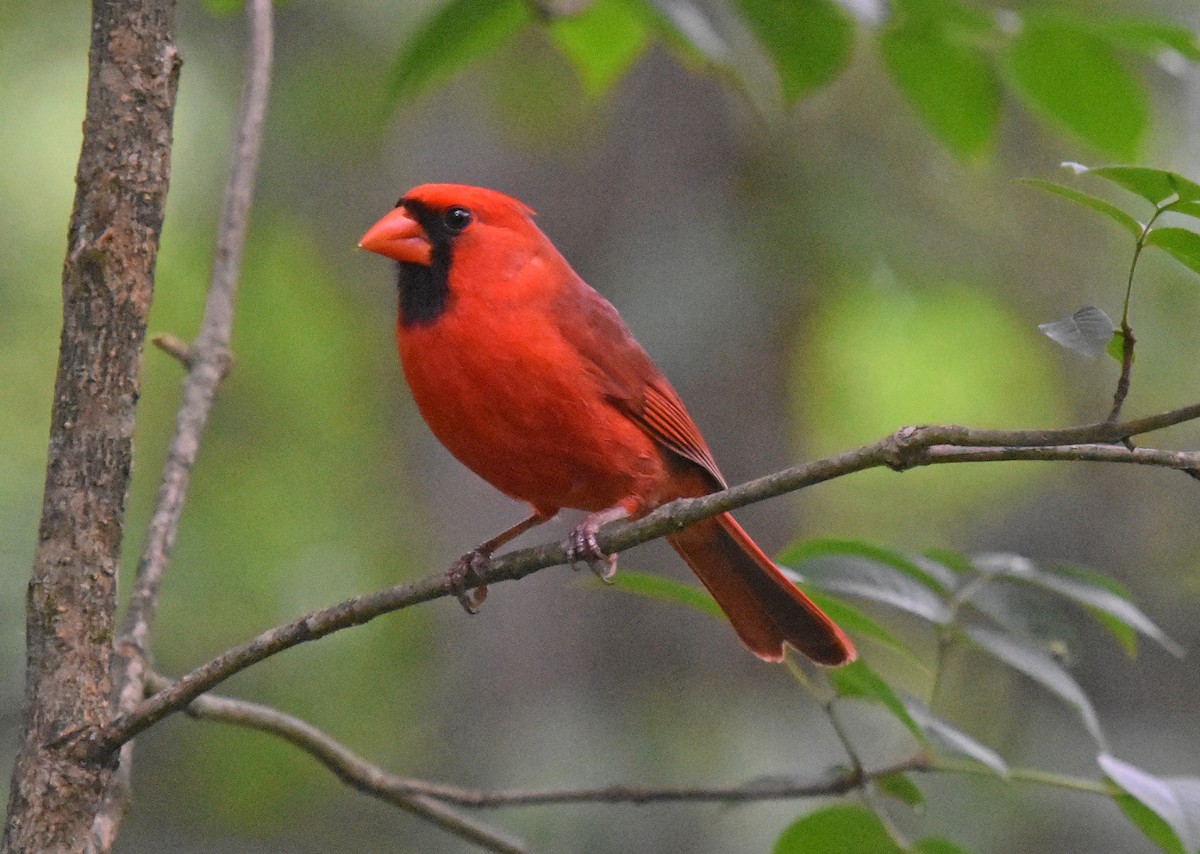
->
[[667, 513, 855, 665]]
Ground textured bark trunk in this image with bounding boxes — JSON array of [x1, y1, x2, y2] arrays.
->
[[2, 1, 179, 851]]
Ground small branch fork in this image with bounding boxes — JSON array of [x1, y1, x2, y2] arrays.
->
[[75, 401, 1200, 761]]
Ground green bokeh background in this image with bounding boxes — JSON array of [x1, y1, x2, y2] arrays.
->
[[2, 1, 1198, 852]]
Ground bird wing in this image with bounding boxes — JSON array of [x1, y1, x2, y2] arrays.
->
[[557, 277, 726, 490], [636, 381, 725, 488]]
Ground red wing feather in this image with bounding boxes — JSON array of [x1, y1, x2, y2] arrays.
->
[[636, 382, 725, 488], [553, 277, 726, 487]]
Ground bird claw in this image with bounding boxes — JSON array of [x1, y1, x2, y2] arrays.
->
[[447, 549, 489, 614], [567, 523, 618, 583]]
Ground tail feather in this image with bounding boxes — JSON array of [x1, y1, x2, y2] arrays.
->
[[667, 513, 855, 665]]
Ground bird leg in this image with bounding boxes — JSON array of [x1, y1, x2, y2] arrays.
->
[[567, 505, 630, 583], [447, 512, 550, 614]]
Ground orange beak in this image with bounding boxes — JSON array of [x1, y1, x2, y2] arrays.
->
[[358, 206, 432, 265]]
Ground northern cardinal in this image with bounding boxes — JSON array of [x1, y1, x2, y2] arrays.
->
[[359, 184, 854, 665]]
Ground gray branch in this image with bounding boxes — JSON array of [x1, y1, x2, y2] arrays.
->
[[79, 402, 1200, 759], [144, 674, 528, 854], [96, 0, 273, 848]]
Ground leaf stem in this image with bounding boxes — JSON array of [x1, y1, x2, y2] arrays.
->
[[931, 757, 1116, 797], [1109, 204, 1166, 421]]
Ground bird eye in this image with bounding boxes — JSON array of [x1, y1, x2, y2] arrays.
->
[[442, 206, 473, 233]]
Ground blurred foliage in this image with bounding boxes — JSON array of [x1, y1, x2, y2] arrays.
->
[[391, 0, 1199, 160], [627, 533, 1198, 852], [791, 274, 1067, 539], [4, 0, 1200, 852]]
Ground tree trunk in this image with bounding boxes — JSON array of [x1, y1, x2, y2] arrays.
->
[[2, 1, 179, 851]]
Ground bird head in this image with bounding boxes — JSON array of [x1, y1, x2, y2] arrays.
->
[[358, 183, 538, 266], [359, 184, 554, 327]]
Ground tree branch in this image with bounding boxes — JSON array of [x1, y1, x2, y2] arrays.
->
[[3, 2, 180, 851], [96, 0, 273, 847], [142, 675, 529, 854], [81, 403, 1200, 759], [144, 673, 1123, 838], [117, 0, 272, 698], [143, 671, 922, 812]]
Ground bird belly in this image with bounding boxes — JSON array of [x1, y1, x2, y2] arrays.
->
[[398, 314, 669, 516]]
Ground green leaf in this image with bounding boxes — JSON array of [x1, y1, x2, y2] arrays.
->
[[784, 553, 952, 625], [966, 626, 1107, 749], [782, 539, 948, 593], [1097, 19, 1200, 63], [914, 839, 974, 854], [1060, 566, 1132, 652], [880, 3, 998, 158], [648, 0, 730, 70], [1165, 200, 1200, 220], [549, 0, 651, 97], [1114, 793, 1189, 854], [1005, 17, 1147, 159], [903, 697, 1008, 775], [1037, 305, 1116, 359], [1146, 227, 1200, 278], [923, 548, 974, 577], [802, 588, 923, 665], [1100, 754, 1200, 854], [829, 660, 924, 740], [607, 570, 724, 620], [1020, 178, 1143, 238], [972, 555, 1183, 657], [1107, 330, 1133, 365], [389, 0, 530, 102], [736, 0, 854, 104], [876, 771, 924, 808], [1083, 165, 1200, 206], [774, 805, 905, 854]]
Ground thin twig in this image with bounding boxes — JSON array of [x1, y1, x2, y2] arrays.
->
[[146, 677, 1120, 814], [155, 667, 925, 809], [142, 675, 529, 854], [98, 0, 273, 840], [82, 403, 1200, 758], [118, 0, 272, 675], [1109, 202, 1167, 422], [150, 333, 195, 368]]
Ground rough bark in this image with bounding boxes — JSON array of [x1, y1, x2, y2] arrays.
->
[[2, 1, 179, 851]]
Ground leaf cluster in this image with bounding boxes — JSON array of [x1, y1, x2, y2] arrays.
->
[[613, 535, 1197, 854], [381, 0, 1199, 159], [1030, 164, 1200, 363]]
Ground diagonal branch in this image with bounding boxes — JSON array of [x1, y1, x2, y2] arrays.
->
[[82, 403, 1200, 758]]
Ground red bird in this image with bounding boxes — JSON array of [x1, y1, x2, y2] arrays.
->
[[359, 184, 854, 665]]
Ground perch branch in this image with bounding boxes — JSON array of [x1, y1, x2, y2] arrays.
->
[[82, 402, 1200, 758]]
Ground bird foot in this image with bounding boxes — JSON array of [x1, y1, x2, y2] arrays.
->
[[567, 520, 618, 583], [447, 549, 490, 614]]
